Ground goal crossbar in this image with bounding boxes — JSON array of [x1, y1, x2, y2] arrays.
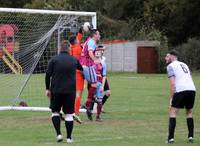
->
[[0, 8, 97, 29], [0, 8, 96, 16]]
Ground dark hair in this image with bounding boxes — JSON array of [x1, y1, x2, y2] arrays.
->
[[169, 50, 179, 57], [98, 45, 104, 48], [60, 40, 70, 52], [69, 36, 76, 45], [89, 29, 99, 37]]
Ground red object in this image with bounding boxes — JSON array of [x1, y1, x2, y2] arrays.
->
[[0, 24, 15, 52], [137, 47, 158, 73], [102, 39, 128, 44], [0, 24, 16, 59]]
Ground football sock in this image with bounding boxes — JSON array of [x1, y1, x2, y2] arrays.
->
[[52, 116, 61, 135], [86, 86, 96, 108], [102, 95, 109, 105], [187, 118, 194, 138], [97, 102, 102, 116], [168, 117, 176, 140], [90, 98, 96, 110], [65, 121, 73, 139], [75, 96, 81, 114]]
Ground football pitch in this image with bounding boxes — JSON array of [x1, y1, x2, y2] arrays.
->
[[0, 73, 199, 146]]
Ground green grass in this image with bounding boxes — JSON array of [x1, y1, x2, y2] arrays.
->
[[0, 73, 200, 146]]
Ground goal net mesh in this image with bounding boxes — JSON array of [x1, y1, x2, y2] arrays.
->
[[0, 8, 96, 110]]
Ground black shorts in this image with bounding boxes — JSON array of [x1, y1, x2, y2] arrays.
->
[[50, 92, 76, 114], [104, 78, 110, 91], [172, 91, 196, 109]]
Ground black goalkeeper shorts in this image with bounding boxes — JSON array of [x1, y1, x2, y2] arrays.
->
[[50, 92, 75, 114]]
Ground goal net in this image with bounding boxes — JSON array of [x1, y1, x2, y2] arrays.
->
[[0, 8, 96, 111]]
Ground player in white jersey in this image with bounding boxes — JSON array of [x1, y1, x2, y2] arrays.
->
[[165, 50, 196, 144]]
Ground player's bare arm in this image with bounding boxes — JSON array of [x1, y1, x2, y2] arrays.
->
[[45, 89, 51, 99], [88, 50, 99, 63], [169, 76, 175, 105]]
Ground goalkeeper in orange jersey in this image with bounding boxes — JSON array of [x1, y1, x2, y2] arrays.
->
[[69, 27, 85, 123]]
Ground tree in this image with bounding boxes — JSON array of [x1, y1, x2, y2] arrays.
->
[[167, 0, 200, 45], [0, 0, 31, 8]]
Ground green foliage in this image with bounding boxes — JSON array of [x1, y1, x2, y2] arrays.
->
[[149, 30, 168, 73], [24, 0, 71, 10], [166, 0, 200, 45], [2, 0, 200, 47], [0, 0, 31, 8], [175, 38, 200, 71]]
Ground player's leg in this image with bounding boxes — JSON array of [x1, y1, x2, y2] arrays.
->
[[73, 72, 84, 124], [186, 109, 194, 143], [185, 91, 195, 143], [167, 107, 179, 143], [166, 92, 183, 143], [96, 100, 102, 121], [75, 91, 82, 114], [65, 114, 74, 143], [50, 93, 63, 142], [86, 83, 96, 111], [0, 60, 3, 73], [102, 78, 111, 105], [102, 90, 111, 105], [75, 72, 84, 114], [82, 66, 97, 108], [83, 66, 97, 120], [73, 91, 83, 124], [85, 84, 96, 121], [51, 113, 63, 142], [63, 92, 76, 143], [85, 73, 97, 109], [86, 81, 97, 120], [95, 82, 103, 121], [73, 90, 83, 124]]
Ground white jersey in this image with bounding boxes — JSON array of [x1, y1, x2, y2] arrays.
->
[[167, 60, 196, 93], [101, 56, 106, 62]]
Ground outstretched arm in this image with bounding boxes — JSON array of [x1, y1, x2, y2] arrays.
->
[[76, 27, 83, 44]]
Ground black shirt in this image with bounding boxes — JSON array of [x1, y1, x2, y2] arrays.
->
[[45, 51, 83, 94]]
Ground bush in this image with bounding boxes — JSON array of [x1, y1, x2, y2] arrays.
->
[[175, 38, 200, 71]]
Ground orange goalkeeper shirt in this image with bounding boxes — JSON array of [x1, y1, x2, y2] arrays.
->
[[70, 32, 84, 91], [70, 32, 82, 59]]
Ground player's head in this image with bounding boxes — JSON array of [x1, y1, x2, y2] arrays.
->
[[169, 50, 179, 57], [69, 36, 77, 45], [98, 45, 106, 55], [95, 45, 105, 58], [90, 29, 100, 41], [59, 40, 70, 53], [165, 50, 178, 64]]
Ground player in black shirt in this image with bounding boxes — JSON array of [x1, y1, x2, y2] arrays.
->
[[45, 41, 83, 143]]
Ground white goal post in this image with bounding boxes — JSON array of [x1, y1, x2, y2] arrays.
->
[[0, 8, 96, 112]]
